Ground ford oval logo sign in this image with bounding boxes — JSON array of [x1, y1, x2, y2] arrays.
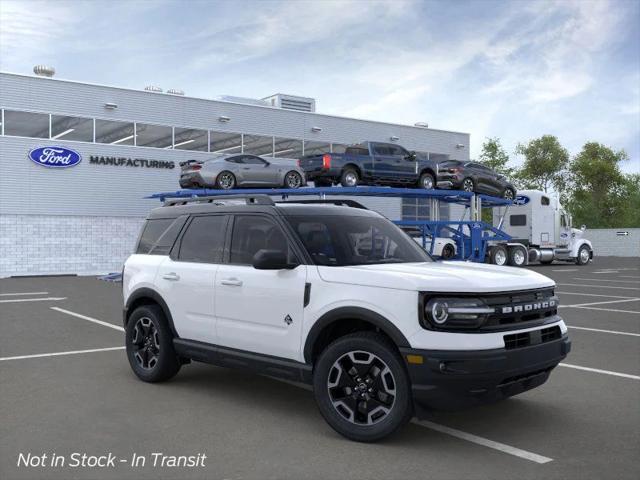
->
[[28, 146, 82, 168], [514, 195, 530, 206]]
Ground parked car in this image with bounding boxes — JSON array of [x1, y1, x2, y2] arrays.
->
[[298, 141, 440, 189], [179, 154, 306, 190], [400, 227, 457, 259], [123, 194, 570, 442], [436, 160, 516, 199]]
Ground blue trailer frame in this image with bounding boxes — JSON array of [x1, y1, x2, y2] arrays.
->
[[148, 186, 512, 263]]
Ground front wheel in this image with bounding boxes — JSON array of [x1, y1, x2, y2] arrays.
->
[[576, 245, 591, 265], [441, 243, 455, 259], [284, 171, 303, 189], [462, 177, 475, 192], [503, 188, 515, 200], [313, 332, 412, 442], [125, 305, 181, 383]]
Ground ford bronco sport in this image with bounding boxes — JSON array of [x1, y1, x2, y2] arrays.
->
[[123, 195, 570, 442]]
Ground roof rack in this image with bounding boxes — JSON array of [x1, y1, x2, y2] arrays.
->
[[276, 199, 368, 209], [163, 194, 274, 207]]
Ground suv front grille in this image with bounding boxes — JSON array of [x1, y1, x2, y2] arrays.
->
[[504, 326, 561, 350], [480, 288, 558, 330]]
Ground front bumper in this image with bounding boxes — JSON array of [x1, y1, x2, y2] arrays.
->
[[400, 334, 571, 414]]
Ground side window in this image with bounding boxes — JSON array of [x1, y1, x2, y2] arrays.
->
[[178, 215, 227, 263], [541, 196, 550, 206], [230, 216, 290, 265], [243, 155, 267, 165], [137, 218, 174, 254], [510, 215, 527, 227], [373, 145, 389, 155], [226, 156, 244, 164], [387, 145, 407, 156], [149, 216, 188, 255]]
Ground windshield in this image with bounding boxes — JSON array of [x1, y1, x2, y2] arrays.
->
[[285, 215, 432, 266]]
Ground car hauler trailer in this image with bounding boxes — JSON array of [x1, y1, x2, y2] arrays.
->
[[149, 186, 513, 264], [489, 190, 593, 267]]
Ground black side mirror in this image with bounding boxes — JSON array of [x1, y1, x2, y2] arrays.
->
[[406, 151, 417, 161], [252, 249, 297, 270]]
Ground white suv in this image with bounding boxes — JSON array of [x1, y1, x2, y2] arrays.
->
[[123, 195, 570, 442]]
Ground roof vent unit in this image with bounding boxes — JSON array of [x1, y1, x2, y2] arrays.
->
[[144, 85, 163, 93], [33, 65, 55, 77], [215, 95, 270, 107], [262, 94, 316, 112], [167, 89, 185, 96], [414, 122, 429, 128]]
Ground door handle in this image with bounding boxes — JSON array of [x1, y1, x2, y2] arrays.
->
[[221, 278, 243, 287], [162, 272, 180, 281]]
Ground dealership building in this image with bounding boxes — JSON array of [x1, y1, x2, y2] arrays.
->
[[0, 70, 470, 277]]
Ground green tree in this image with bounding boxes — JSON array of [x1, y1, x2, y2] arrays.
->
[[515, 135, 569, 194], [479, 137, 514, 177], [566, 142, 632, 228]]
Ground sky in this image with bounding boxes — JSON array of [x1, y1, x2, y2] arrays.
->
[[1, 0, 639, 173]]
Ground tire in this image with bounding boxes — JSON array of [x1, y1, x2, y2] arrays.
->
[[418, 172, 435, 190], [216, 171, 236, 190], [125, 304, 181, 383], [489, 245, 508, 266], [508, 246, 527, 267], [313, 332, 412, 442], [441, 243, 455, 259], [576, 245, 591, 265], [284, 170, 303, 189], [340, 168, 359, 187], [462, 177, 475, 193], [503, 188, 515, 200]]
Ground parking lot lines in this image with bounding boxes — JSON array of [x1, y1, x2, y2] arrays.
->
[[559, 363, 640, 380], [567, 305, 640, 315], [557, 283, 640, 290], [571, 278, 640, 284], [413, 420, 554, 464], [0, 296, 67, 303], [559, 297, 640, 308], [567, 326, 640, 337], [556, 291, 636, 299], [0, 346, 125, 362], [0, 291, 49, 296], [552, 268, 578, 272], [50, 306, 124, 332]]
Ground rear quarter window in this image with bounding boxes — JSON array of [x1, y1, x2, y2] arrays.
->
[[136, 217, 186, 255]]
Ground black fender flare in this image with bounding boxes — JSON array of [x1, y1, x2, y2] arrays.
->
[[124, 287, 179, 337], [303, 307, 410, 363]]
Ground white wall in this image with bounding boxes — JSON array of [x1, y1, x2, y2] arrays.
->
[[585, 228, 640, 257]]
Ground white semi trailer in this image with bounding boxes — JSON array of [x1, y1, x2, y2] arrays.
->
[[488, 190, 593, 267]]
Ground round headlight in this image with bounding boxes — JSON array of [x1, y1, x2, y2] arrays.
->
[[431, 301, 449, 324]]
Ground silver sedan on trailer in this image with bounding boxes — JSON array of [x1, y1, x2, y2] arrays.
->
[[179, 154, 307, 190]]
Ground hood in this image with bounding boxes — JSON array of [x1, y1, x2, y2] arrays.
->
[[317, 261, 555, 293], [572, 227, 585, 239]]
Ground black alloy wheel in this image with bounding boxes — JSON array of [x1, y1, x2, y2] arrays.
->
[[462, 178, 475, 192], [503, 188, 515, 200], [284, 171, 303, 189]]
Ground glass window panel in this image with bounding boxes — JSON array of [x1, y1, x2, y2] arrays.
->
[[243, 134, 273, 156], [331, 143, 348, 154], [210, 131, 242, 154], [179, 215, 227, 263], [303, 140, 330, 157], [51, 115, 93, 142], [273, 137, 303, 159], [95, 119, 135, 145], [4, 110, 49, 138], [173, 127, 208, 151], [135, 123, 173, 148]]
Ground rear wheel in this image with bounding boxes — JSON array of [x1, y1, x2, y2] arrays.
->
[[462, 177, 475, 192], [441, 243, 455, 259], [313, 332, 412, 442], [503, 188, 515, 200], [284, 171, 303, 189], [340, 168, 360, 187], [125, 305, 181, 383], [216, 171, 236, 190], [489, 245, 508, 266], [508, 246, 527, 267], [418, 172, 435, 190], [576, 245, 591, 265]]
